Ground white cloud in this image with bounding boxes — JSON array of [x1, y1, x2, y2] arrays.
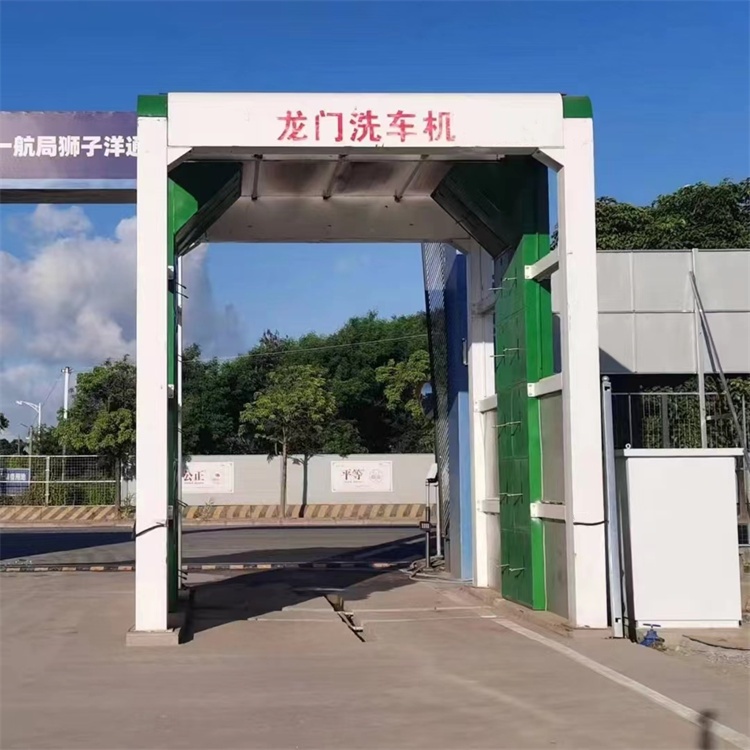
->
[[29, 204, 93, 238], [0, 206, 246, 434]]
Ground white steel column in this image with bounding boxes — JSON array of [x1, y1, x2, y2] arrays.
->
[[465, 241, 497, 588], [135, 115, 169, 632], [552, 117, 608, 628]]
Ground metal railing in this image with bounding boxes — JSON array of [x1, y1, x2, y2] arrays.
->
[[612, 392, 748, 450], [0, 455, 119, 506]]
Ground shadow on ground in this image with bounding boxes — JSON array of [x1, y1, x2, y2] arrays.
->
[[0, 528, 425, 565], [182, 567, 418, 641], [181, 531, 428, 640]]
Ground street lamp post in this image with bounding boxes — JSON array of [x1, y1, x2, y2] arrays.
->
[[15, 401, 42, 430]]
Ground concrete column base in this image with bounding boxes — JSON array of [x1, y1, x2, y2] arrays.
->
[[125, 627, 181, 647], [126, 610, 186, 647]]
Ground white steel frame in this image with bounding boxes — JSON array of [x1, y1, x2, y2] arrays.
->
[[134, 93, 606, 635]]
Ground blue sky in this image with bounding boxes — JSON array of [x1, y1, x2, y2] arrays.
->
[[0, 1, 748, 429]]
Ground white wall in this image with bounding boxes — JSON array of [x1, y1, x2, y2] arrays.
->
[[552, 249, 750, 375], [169, 454, 434, 506]]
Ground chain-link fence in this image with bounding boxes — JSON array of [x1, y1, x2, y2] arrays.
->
[[422, 241, 451, 539], [612, 392, 749, 450], [0, 455, 119, 506]]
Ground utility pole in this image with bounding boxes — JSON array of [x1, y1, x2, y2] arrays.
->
[[62, 367, 72, 419], [61, 367, 72, 482]]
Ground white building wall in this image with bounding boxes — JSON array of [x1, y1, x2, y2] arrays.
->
[[553, 249, 750, 375], [128, 454, 435, 506]]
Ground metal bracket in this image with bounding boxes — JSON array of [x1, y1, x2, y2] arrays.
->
[[497, 421, 521, 431], [492, 347, 521, 360], [167, 384, 175, 399]]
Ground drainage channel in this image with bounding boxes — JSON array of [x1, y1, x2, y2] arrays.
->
[[325, 593, 366, 642]]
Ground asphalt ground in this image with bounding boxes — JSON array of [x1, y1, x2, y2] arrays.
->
[[0, 526, 425, 567]]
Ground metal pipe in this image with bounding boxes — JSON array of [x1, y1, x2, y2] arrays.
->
[[251, 156, 262, 201], [394, 156, 428, 202], [322, 156, 346, 200], [601, 377, 624, 638], [691, 250, 708, 448], [690, 271, 750, 467], [434, 482, 442, 559]]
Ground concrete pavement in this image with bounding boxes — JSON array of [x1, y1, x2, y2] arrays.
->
[[0, 526, 423, 566], [2, 570, 748, 749]]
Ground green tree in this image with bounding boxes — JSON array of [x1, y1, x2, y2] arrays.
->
[[30, 424, 63, 455], [0, 438, 24, 456], [240, 364, 337, 516], [292, 311, 430, 452], [181, 345, 235, 456], [0, 413, 8, 432], [56, 357, 136, 506], [552, 179, 750, 251], [596, 179, 750, 250], [376, 349, 434, 452]]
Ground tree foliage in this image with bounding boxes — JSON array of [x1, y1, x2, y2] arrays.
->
[[0, 413, 8, 432], [56, 357, 136, 471], [595, 179, 750, 250], [376, 349, 434, 452], [240, 364, 338, 515], [180, 311, 431, 457]]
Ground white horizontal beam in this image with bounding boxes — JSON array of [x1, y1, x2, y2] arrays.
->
[[525, 249, 559, 281], [527, 373, 563, 398], [477, 395, 497, 413], [530, 502, 566, 521]]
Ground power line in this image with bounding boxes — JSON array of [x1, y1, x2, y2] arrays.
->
[[206, 333, 429, 362], [41, 373, 62, 407]]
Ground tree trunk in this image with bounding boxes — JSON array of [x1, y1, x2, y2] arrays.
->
[[279, 441, 288, 519]]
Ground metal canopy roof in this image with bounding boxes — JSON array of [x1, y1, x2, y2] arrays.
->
[[203, 156, 473, 243]]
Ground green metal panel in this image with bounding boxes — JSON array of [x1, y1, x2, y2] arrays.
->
[[137, 94, 168, 118], [166, 182, 189, 609], [562, 95, 593, 119], [432, 158, 553, 609], [164, 161, 243, 607], [169, 162, 243, 256]]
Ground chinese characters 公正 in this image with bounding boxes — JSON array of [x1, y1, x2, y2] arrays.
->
[[278, 109, 455, 144], [6, 135, 138, 157]]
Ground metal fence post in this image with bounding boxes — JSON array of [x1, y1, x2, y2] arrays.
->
[[660, 393, 670, 449], [743, 396, 750, 508], [602, 377, 624, 638], [44, 455, 50, 505], [434, 482, 442, 559]]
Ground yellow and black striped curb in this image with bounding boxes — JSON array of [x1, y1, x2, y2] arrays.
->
[[182, 503, 426, 523], [0, 561, 409, 573], [0, 504, 426, 525]]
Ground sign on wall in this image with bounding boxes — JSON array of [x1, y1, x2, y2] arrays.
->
[[0, 468, 30, 496], [331, 461, 393, 493], [182, 462, 234, 494], [0, 111, 136, 182]]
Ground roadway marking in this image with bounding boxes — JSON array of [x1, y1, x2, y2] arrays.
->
[[494, 618, 750, 750]]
